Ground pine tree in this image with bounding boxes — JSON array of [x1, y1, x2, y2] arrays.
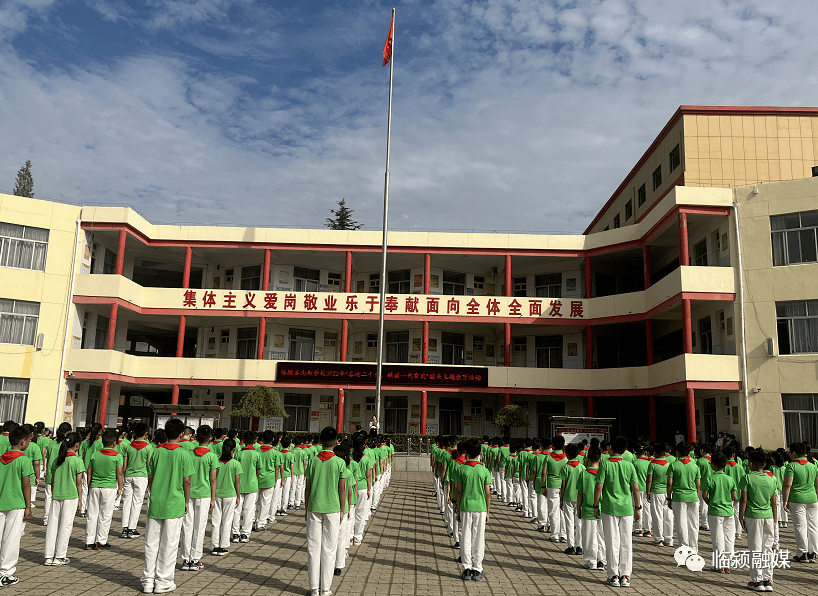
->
[[13, 160, 34, 198], [325, 198, 362, 230], [229, 385, 288, 419]]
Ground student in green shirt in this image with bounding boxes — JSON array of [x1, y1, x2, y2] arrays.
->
[[180, 425, 218, 571], [560, 443, 585, 555], [44, 432, 84, 566], [256, 431, 282, 530], [21, 425, 42, 509], [210, 438, 242, 557], [0, 427, 34, 587], [526, 439, 541, 522], [85, 429, 124, 550], [632, 446, 653, 538], [121, 423, 153, 538], [293, 441, 308, 509], [44, 422, 73, 527], [577, 446, 605, 571], [667, 441, 701, 553], [697, 443, 713, 531], [142, 418, 194, 595], [453, 439, 491, 582], [279, 438, 295, 515], [333, 440, 356, 576], [782, 441, 818, 562], [179, 427, 198, 452], [534, 438, 551, 531], [646, 444, 673, 546], [724, 446, 747, 540], [304, 426, 347, 596], [703, 451, 737, 573], [232, 430, 261, 543], [351, 432, 373, 546], [79, 423, 103, 518], [739, 450, 777, 591], [544, 435, 569, 543], [594, 436, 641, 588]]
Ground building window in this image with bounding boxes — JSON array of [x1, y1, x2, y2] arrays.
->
[[0, 299, 39, 345], [103, 248, 117, 274], [231, 392, 251, 430], [512, 337, 527, 367], [537, 401, 565, 439], [771, 211, 818, 266], [327, 272, 342, 292], [652, 165, 662, 191], [513, 277, 527, 297], [442, 332, 465, 365], [369, 273, 380, 293], [535, 273, 561, 298], [385, 331, 409, 363], [293, 266, 320, 292], [241, 265, 261, 290], [236, 327, 258, 359], [694, 239, 708, 266], [777, 300, 818, 355], [387, 269, 411, 294], [442, 271, 466, 295], [283, 393, 311, 432], [384, 396, 408, 434], [670, 144, 681, 173], [289, 328, 316, 361], [535, 336, 563, 368], [94, 314, 109, 349], [698, 316, 713, 354], [0, 377, 29, 422], [625, 200, 633, 221], [86, 385, 101, 426], [637, 184, 646, 207], [0, 222, 49, 271], [438, 397, 463, 435], [782, 394, 818, 446], [473, 275, 485, 295], [613, 214, 620, 229]]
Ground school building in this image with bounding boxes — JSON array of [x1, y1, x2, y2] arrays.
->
[[2, 105, 818, 448]]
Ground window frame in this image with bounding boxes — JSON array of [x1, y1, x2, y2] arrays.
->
[[771, 210, 818, 267], [652, 165, 662, 191], [637, 184, 646, 207], [0, 298, 40, 346], [0, 222, 49, 272], [534, 273, 561, 298], [241, 265, 262, 290], [669, 144, 681, 173], [625, 199, 633, 221], [0, 377, 29, 422]]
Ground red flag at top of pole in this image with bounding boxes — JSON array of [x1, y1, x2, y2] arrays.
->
[[382, 17, 394, 67]]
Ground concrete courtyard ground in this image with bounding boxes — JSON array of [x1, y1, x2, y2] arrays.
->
[[5, 469, 816, 595]]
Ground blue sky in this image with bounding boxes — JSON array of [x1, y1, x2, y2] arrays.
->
[[1, 0, 817, 233]]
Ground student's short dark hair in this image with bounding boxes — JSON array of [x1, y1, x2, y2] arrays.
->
[[482, 435, 489, 442], [101, 429, 118, 446], [447, 435, 458, 447], [711, 452, 727, 468], [531, 438, 540, 449], [184, 426, 195, 435], [590, 437, 600, 448], [723, 446, 734, 458], [701, 443, 712, 453], [196, 425, 213, 443], [502, 435, 510, 444], [320, 426, 338, 444], [9, 427, 29, 446], [133, 422, 148, 437], [552, 435, 566, 450], [165, 418, 185, 440], [586, 446, 602, 463], [244, 431, 257, 445], [790, 442, 807, 456], [636, 447, 645, 457], [612, 436, 628, 455], [465, 439, 481, 458], [676, 442, 691, 455], [2, 421, 19, 433], [541, 437, 552, 449], [749, 450, 766, 467], [262, 430, 275, 443], [565, 443, 578, 458]]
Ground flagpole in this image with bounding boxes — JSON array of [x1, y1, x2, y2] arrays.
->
[[375, 7, 394, 435]]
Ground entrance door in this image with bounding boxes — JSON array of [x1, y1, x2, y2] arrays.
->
[[319, 395, 333, 429], [384, 396, 408, 433], [324, 333, 337, 362], [512, 338, 526, 367], [703, 397, 717, 440], [219, 329, 229, 358], [439, 397, 463, 435]]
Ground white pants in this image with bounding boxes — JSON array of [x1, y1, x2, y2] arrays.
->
[[733, 501, 742, 537], [650, 493, 673, 543], [528, 481, 538, 518], [86, 487, 117, 545], [43, 484, 53, 525], [141, 516, 183, 592], [0, 509, 23, 577], [581, 517, 606, 568], [790, 502, 818, 556], [281, 477, 292, 511], [672, 500, 700, 552], [211, 497, 237, 549], [122, 476, 148, 530], [498, 469, 507, 501], [708, 515, 736, 569], [306, 511, 341, 593], [777, 492, 789, 524], [521, 479, 530, 514], [353, 489, 369, 542], [546, 488, 564, 538], [181, 497, 210, 562], [699, 493, 709, 528], [490, 471, 500, 493], [31, 484, 37, 507], [295, 475, 306, 506], [80, 472, 89, 513], [271, 480, 283, 517], [232, 492, 258, 537], [746, 518, 775, 583], [45, 499, 77, 560], [335, 511, 350, 569], [635, 491, 651, 533], [537, 491, 548, 526], [602, 513, 633, 579], [460, 511, 486, 572], [563, 501, 581, 548], [257, 486, 276, 528]]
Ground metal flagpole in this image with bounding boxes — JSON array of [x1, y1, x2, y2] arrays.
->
[[375, 8, 395, 434]]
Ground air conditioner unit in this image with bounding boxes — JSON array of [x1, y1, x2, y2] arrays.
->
[[35, 333, 44, 350], [765, 337, 775, 357]]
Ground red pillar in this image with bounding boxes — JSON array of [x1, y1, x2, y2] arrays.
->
[[503, 322, 511, 367], [182, 246, 192, 287], [504, 255, 512, 297], [678, 211, 689, 266], [106, 303, 118, 350], [422, 321, 429, 364], [420, 391, 428, 434], [344, 251, 352, 293], [115, 230, 126, 275], [682, 298, 693, 354], [643, 244, 651, 289], [176, 314, 186, 358], [252, 417, 259, 431], [336, 388, 345, 433], [340, 320, 348, 362], [98, 378, 111, 426], [262, 249, 271, 291], [257, 318, 266, 360], [584, 256, 592, 299], [171, 384, 180, 406], [503, 393, 511, 406], [424, 253, 431, 294], [685, 387, 696, 445]]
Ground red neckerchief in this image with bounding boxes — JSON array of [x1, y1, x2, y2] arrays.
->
[[568, 460, 581, 467], [161, 444, 182, 450], [2, 433, 7, 436], [702, 456, 711, 461], [795, 458, 809, 465], [214, 439, 222, 444], [502, 444, 509, 447], [464, 460, 481, 467], [765, 471, 774, 477], [482, 443, 488, 446], [117, 440, 123, 444], [491, 446, 498, 449], [317, 451, 335, 462], [727, 460, 737, 467], [680, 458, 691, 465], [543, 449, 553, 455], [260, 445, 274, 452], [586, 468, 598, 475], [99, 448, 118, 456], [638, 456, 652, 460], [281, 449, 290, 453], [579, 450, 586, 456], [180, 438, 191, 442], [510, 454, 517, 458], [653, 459, 667, 466], [193, 447, 211, 456], [550, 452, 567, 461], [609, 457, 623, 462], [455, 455, 466, 464], [130, 440, 149, 450], [66, 452, 78, 457], [241, 446, 255, 451], [0, 451, 24, 464]]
